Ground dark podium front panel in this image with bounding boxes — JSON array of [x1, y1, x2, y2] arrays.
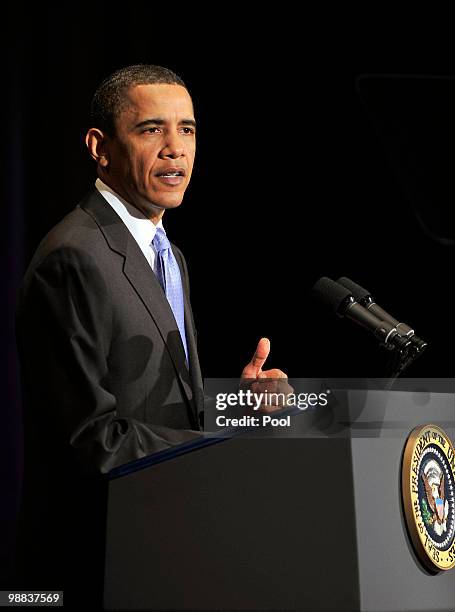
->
[[104, 389, 455, 611]]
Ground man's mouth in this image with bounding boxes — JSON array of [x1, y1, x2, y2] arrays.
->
[[154, 167, 186, 187], [155, 167, 186, 177]]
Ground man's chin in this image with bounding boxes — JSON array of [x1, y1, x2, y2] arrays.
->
[[154, 198, 184, 211], [161, 197, 184, 208], [139, 193, 185, 218]]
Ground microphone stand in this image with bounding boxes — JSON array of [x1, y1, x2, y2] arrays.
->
[[384, 342, 426, 388]]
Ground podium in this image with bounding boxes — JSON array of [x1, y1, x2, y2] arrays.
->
[[103, 384, 455, 611]]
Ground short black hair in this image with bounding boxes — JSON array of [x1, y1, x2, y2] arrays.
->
[[91, 64, 187, 136]]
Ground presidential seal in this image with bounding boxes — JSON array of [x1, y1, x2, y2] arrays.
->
[[402, 424, 455, 572]]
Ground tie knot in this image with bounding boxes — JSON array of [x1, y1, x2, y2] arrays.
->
[[152, 227, 170, 253]]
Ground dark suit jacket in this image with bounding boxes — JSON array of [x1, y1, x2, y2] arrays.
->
[[15, 188, 204, 604]]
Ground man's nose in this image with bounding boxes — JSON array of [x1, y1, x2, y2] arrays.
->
[[160, 133, 184, 159]]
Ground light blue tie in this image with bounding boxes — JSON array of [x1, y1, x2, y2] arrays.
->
[[152, 227, 189, 363]]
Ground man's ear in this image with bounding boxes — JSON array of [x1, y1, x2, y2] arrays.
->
[[85, 128, 110, 168]]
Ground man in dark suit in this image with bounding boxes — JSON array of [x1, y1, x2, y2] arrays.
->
[[15, 64, 287, 607]]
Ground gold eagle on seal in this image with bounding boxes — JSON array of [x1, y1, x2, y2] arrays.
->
[[422, 459, 449, 536]]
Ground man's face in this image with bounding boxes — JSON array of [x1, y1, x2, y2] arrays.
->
[[102, 83, 196, 217]]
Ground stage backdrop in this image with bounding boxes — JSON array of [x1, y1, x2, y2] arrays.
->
[[2, 7, 454, 586]]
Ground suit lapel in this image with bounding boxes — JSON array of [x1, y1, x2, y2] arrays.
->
[[79, 190, 197, 417]]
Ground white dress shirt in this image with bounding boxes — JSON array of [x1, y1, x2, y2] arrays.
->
[[95, 177, 163, 273]]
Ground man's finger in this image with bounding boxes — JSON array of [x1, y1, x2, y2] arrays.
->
[[251, 378, 294, 397], [260, 368, 287, 379], [249, 337, 270, 371], [257, 403, 286, 414], [241, 337, 270, 378], [251, 379, 279, 394]]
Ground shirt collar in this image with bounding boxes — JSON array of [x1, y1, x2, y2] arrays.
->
[[95, 178, 163, 252]]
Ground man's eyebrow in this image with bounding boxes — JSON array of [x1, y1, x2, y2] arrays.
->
[[135, 118, 197, 128]]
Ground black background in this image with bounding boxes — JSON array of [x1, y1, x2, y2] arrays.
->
[[2, 5, 455, 587]]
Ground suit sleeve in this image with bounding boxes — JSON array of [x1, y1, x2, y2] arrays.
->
[[16, 247, 202, 475]]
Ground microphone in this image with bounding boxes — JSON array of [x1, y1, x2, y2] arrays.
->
[[311, 277, 412, 352], [336, 277, 427, 354]]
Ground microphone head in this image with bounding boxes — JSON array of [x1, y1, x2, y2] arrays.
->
[[337, 277, 371, 301], [311, 277, 352, 314]]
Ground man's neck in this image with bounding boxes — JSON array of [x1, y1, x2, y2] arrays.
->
[[97, 175, 165, 225]]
